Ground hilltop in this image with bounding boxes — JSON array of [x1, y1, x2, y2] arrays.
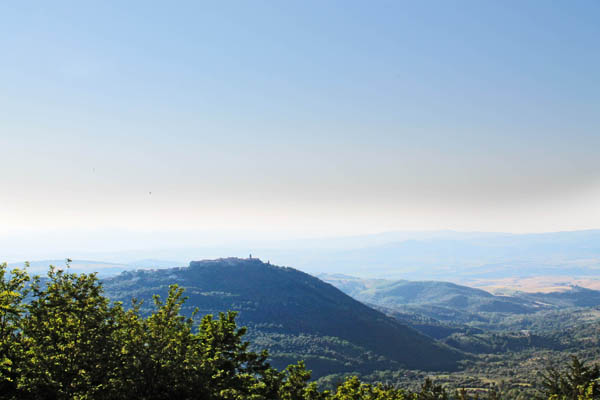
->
[[103, 258, 463, 377]]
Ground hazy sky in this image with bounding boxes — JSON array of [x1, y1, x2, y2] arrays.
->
[[1, 1, 599, 237]]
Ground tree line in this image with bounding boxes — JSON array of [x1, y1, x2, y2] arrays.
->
[[0, 263, 598, 399]]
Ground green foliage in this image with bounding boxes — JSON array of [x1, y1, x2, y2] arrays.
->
[[541, 356, 600, 399], [17, 266, 124, 399], [416, 378, 449, 400], [443, 332, 563, 355], [103, 258, 463, 376], [330, 376, 408, 400], [0, 263, 30, 396], [0, 263, 288, 399], [0, 263, 423, 400], [279, 361, 329, 400], [2, 261, 600, 399]]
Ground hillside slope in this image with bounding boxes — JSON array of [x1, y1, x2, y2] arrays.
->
[[103, 258, 463, 376], [320, 274, 538, 315]]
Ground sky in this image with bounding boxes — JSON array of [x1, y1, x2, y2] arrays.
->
[[1, 1, 599, 243]]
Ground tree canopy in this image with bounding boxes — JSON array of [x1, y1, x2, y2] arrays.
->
[[0, 262, 596, 400]]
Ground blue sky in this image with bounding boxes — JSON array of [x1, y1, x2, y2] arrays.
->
[[1, 1, 599, 237]]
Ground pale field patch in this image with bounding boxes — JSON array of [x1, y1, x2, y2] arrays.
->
[[462, 276, 600, 294]]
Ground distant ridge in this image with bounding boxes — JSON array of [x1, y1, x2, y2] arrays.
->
[[7, 259, 131, 277], [103, 257, 463, 376], [320, 274, 600, 330], [320, 275, 534, 313]]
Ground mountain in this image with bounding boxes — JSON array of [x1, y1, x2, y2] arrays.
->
[[263, 230, 600, 280], [321, 274, 600, 338], [8, 259, 132, 277], [519, 286, 600, 308], [320, 274, 539, 315], [103, 258, 463, 377], [322, 274, 600, 313], [10, 229, 600, 284]]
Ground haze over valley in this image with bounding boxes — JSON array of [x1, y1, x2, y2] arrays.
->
[[8, 229, 600, 292], [2, 1, 599, 398]]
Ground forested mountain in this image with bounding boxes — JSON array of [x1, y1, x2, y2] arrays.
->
[[519, 286, 600, 308], [321, 275, 600, 320], [103, 258, 463, 377], [5, 261, 598, 399], [320, 275, 600, 355], [320, 275, 542, 316]]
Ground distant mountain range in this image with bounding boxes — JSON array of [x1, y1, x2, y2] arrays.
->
[[7, 259, 183, 277], [320, 274, 600, 326], [102, 258, 463, 377], [10, 255, 600, 377], [319, 274, 540, 313], [298, 230, 600, 280], [6, 229, 600, 282]]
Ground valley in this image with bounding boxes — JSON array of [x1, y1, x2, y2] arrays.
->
[[103, 258, 462, 377], [96, 257, 600, 397]]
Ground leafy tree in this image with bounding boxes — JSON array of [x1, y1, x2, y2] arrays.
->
[[0, 263, 30, 397], [113, 285, 201, 400], [330, 376, 408, 399], [17, 266, 124, 400], [416, 378, 449, 400], [196, 309, 274, 399], [5, 262, 600, 400], [540, 356, 600, 399], [279, 361, 328, 400]]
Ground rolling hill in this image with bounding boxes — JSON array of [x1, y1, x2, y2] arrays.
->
[[320, 274, 600, 340], [103, 257, 463, 377], [320, 274, 540, 315]]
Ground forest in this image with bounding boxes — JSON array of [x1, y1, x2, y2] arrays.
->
[[1, 262, 599, 400]]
